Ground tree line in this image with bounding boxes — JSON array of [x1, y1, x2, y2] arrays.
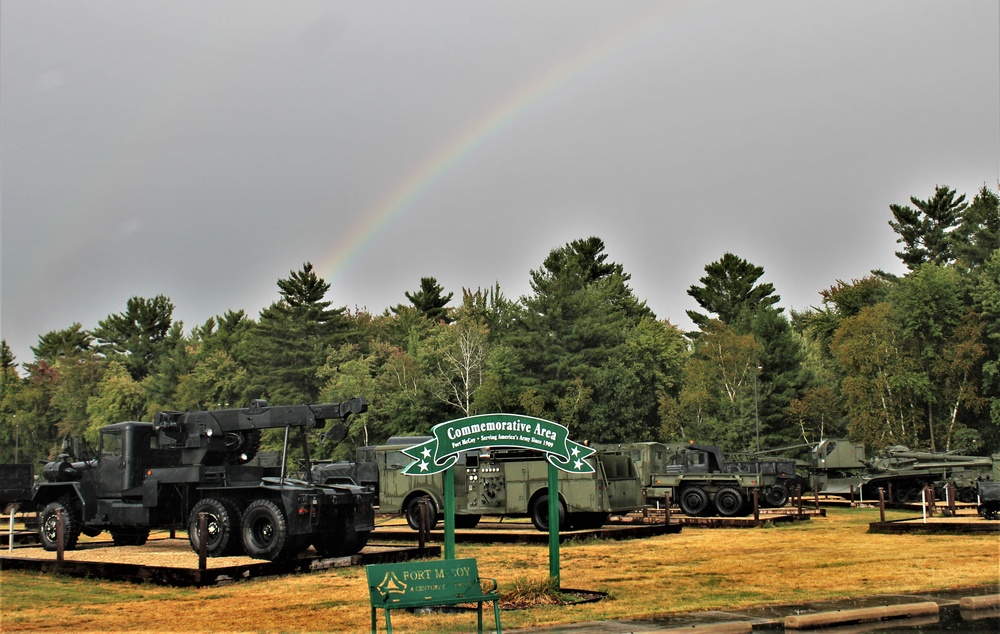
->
[[1, 184, 998, 464]]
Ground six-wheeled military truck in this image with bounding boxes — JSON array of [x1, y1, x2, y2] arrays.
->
[[29, 399, 375, 561], [596, 442, 795, 517]]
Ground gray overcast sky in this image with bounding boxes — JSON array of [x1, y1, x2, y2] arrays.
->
[[2, 1, 999, 368]]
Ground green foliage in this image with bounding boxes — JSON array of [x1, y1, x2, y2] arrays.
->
[[398, 276, 454, 323], [241, 263, 346, 403], [84, 361, 146, 442], [888, 185, 967, 270], [31, 324, 93, 362], [686, 252, 779, 330], [830, 303, 924, 450], [954, 185, 1000, 273], [685, 253, 807, 449], [662, 320, 762, 451], [91, 295, 175, 381]]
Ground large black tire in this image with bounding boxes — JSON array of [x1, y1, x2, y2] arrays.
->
[[111, 527, 150, 546], [39, 499, 81, 551], [188, 498, 241, 557], [714, 487, 746, 517], [241, 499, 291, 561], [679, 486, 711, 517], [530, 494, 566, 532], [405, 495, 438, 531], [764, 485, 789, 508], [454, 514, 481, 529]]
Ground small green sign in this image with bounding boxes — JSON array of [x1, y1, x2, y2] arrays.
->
[[401, 413, 595, 475]]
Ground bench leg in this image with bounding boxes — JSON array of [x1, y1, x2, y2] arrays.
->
[[477, 601, 483, 633], [493, 600, 503, 633]]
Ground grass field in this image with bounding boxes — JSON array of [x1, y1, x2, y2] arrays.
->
[[1, 507, 997, 633]]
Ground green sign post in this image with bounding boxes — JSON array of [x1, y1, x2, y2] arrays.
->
[[400, 413, 595, 585]]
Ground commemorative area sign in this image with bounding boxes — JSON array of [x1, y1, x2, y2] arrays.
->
[[400, 413, 595, 475]]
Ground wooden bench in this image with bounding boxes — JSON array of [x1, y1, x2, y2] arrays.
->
[[366, 557, 502, 633]]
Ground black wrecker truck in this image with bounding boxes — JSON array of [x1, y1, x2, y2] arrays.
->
[[10, 399, 374, 561]]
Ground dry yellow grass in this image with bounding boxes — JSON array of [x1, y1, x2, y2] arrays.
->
[[1, 507, 997, 633]]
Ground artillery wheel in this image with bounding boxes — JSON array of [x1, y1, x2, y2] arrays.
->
[[957, 487, 977, 504], [530, 494, 566, 532], [764, 485, 789, 508], [679, 486, 710, 517], [188, 498, 241, 557], [242, 499, 291, 561], [111, 527, 150, 546], [39, 499, 81, 551], [405, 495, 438, 531], [454, 514, 481, 529], [714, 487, 746, 517]]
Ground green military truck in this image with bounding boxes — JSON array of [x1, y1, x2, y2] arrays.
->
[[465, 447, 645, 531], [314, 439, 645, 531], [597, 442, 796, 517]]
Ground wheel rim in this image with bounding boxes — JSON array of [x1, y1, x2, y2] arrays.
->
[[251, 516, 275, 545], [716, 489, 742, 515], [681, 488, 708, 515], [42, 514, 58, 542]]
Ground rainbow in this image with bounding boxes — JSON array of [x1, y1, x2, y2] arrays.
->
[[319, 1, 703, 286]]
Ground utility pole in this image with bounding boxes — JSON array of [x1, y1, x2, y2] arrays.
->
[[754, 365, 762, 453]]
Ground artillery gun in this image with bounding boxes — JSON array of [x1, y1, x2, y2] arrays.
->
[[27, 399, 375, 561], [802, 439, 997, 503]]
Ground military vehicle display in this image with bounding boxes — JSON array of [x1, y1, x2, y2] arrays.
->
[[22, 399, 375, 561], [803, 439, 998, 503], [314, 439, 645, 531], [596, 442, 796, 517]]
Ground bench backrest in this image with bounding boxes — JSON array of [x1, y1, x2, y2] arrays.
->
[[367, 558, 482, 606]]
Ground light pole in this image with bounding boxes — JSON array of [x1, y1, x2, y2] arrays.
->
[[753, 365, 762, 453]]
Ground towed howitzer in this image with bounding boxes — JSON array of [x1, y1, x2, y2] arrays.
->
[[29, 398, 375, 561], [803, 439, 997, 503]]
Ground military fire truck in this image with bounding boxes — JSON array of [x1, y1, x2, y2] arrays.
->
[[314, 438, 645, 531]]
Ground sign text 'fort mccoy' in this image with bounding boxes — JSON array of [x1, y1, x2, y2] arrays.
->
[[401, 414, 595, 475]]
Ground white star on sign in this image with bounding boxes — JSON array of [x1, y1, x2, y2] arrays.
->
[[419, 461, 429, 471], [574, 460, 584, 470], [421, 446, 431, 459], [571, 446, 579, 457]]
